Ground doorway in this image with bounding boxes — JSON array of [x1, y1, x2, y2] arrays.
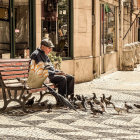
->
[[0, 0, 34, 58], [100, 3, 116, 74]]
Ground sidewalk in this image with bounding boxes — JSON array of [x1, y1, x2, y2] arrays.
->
[[0, 65, 140, 139]]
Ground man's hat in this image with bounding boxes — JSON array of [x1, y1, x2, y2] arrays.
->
[[41, 38, 54, 48]]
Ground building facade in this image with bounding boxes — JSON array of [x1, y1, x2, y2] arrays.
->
[[0, 0, 139, 83], [36, 0, 93, 83]]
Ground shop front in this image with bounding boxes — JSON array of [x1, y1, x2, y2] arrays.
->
[[93, 0, 119, 77], [36, 0, 93, 83], [100, 2, 118, 73], [0, 0, 35, 58]]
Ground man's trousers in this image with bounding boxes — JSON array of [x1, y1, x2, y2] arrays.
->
[[49, 74, 74, 97]]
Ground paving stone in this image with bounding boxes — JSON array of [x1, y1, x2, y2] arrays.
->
[[0, 65, 140, 139]]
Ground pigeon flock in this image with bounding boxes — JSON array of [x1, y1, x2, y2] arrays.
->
[[25, 93, 140, 116]]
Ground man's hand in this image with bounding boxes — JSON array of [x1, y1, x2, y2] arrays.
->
[[55, 71, 66, 76]]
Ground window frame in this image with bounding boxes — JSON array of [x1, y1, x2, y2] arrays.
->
[[41, 0, 73, 60]]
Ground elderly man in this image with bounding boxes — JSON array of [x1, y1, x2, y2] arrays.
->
[[30, 39, 74, 103]]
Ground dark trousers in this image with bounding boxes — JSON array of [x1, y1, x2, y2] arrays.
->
[[49, 74, 74, 97]]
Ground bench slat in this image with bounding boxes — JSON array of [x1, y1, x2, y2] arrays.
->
[[27, 84, 55, 93], [1, 70, 28, 76], [2, 74, 28, 80], [3, 78, 27, 84], [0, 62, 29, 67], [5, 82, 24, 88], [0, 59, 30, 63], [0, 66, 29, 71]]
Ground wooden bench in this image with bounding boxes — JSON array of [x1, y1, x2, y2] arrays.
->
[[0, 59, 57, 112]]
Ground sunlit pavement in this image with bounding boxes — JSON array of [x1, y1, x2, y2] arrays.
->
[[0, 65, 140, 139]]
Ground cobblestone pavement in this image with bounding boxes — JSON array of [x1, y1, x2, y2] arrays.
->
[[0, 65, 140, 140]]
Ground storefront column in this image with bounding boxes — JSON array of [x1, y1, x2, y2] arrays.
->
[[119, 0, 124, 70], [36, 0, 41, 48], [29, 0, 36, 53], [93, 0, 101, 76]]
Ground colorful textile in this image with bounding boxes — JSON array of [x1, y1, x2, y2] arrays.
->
[[27, 60, 48, 88]]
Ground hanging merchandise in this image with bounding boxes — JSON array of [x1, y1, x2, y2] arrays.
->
[[44, 0, 48, 5], [105, 4, 110, 13], [45, 0, 57, 21], [47, 0, 54, 12]]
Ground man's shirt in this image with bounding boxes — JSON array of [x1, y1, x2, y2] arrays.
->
[[30, 48, 58, 76]]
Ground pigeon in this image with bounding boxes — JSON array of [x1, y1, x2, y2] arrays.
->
[[25, 97, 35, 106], [68, 93, 74, 102], [88, 101, 103, 115], [106, 95, 112, 102], [81, 95, 87, 110], [102, 94, 106, 100], [134, 104, 140, 109], [40, 99, 49, 107], [75, 95, 82, 101], [92, 93, 97, 100], [112, 103, 124, 114], [74, 100, 83, 109], [124, 102, 133, 112], [100, 102, 106, 112], [93, 98, 101, 105], [102, 94, 113, 107], [100, 97, 104, 103], [104, 98, 113, 107], [46, 103, 53, 112], [92, 97, 105, 112]]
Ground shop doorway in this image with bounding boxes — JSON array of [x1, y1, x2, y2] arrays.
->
[[100, 3, 116, 74], [0, 0, 33, 58]]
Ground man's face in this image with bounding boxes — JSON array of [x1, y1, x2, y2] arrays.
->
[[42, 45, 52, 55]]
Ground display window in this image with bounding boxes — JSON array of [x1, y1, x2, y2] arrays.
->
[[41, 0, 71, 57], [0, 0, 30, 58], [101, 3, 117, 54]]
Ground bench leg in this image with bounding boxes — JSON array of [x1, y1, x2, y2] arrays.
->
[[0, 88, 8, 112], [0, 89, 32, 113], [0, 102, 8, 112], [36, 91, 50, 103], [36, 89, 59, 104]]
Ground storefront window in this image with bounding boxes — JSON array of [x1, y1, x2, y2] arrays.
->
[[41, 0, 70, 57], [0, 1, 10, 58], [0, 0, 29, 58], [15, 0, 29, 58], [101, 4, 116, 54]]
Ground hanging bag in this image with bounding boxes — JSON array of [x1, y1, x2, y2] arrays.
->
[[27, 60, 48, 88]]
